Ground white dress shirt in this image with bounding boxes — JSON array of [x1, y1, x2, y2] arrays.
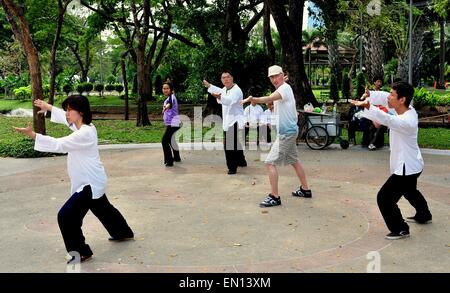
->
[[34, 107, 107, 199], [362, 105, 424, 175], [208, 84, 246, 131]]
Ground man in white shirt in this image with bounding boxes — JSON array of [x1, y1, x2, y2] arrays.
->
[[352, 81, 432, 240], [241, 65, 312, 207], [360, 76, 388, 150], [203, 70, 247, 174], [244, 100, 264, 145]]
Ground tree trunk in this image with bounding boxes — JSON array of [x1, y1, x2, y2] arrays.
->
[[368, 29, 384, 83], [1, 0, 45, 134], [48, 0, 70, 113], [136, 45, 150, 126], [437, 19, 446, 89], [266, 0, 318, 107], [396, 24, 424, 86], [121, 53, 129, 120], [263, 0, 275, 64]]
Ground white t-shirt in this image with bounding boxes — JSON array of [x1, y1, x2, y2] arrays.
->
[[273, 82, 298, 135], [208, 84, 246, 131], [244, 104, 264, 126], [34, 107, 107, 199]]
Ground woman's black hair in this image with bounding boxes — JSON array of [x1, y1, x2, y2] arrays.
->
[[162, 81, 174, 91], [61, 95, 92, 124]]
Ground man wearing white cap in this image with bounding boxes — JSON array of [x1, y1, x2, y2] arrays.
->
[[242, 65, 312, 207]]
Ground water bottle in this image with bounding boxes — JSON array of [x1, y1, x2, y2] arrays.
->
[[321, 103, 327, 114]]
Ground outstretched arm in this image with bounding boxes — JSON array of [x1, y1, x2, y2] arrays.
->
[[13, 123, 36, 140]]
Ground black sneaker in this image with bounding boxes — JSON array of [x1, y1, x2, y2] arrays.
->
[[405, 216, 432, 224], [227, 169, 237, 175], [67, 254, 92, 264], [174, 158, 181, 162], [292, 186, 312, 198], [108, 234, 134, 241], [259, 194, 281, 207], [385, 231, 410, 240]]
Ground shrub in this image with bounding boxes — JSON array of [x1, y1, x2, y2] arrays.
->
[[114, 84, 124, 93], [62, 84, 72, 96], [84, 82, 94, 95], [105, 84, 115, 92], [12, 85, 32, 100], [413, 87, 450, 107], [94, 84, 104, 96], [76, 83, 85, 94], [0, 139, 55, 158]]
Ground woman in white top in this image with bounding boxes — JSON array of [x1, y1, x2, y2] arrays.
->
[[14, 95, 134, 264], [352, 82, 432, 240]]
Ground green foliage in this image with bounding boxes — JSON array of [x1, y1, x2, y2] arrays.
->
[[94, 83, 104, 93], [114, 84, 124, 93], [106, 75, 116, 84], [0, 138, 55, 158], [62, 84, 72, 95], [105, 84, 115, 92], [413, 87, 450, 107], [329, 74, 339, 102], [76, 83, 85, 94], [12, 85, 32, 100], [84, 82, 94, 94]]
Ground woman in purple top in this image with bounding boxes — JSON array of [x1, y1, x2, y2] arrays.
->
[[162, 82, 181, 166]]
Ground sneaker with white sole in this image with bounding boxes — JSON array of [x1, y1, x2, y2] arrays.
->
[[292, 186, 312, 198], [259, 194, 281, 207], [385, 231, 410, 240]]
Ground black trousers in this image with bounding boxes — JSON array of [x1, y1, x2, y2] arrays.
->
[[57, 185, 134, 256], [224, 123, 246, 171], [244, 124, 260, 145], [377, 172, 432, 233], [162, 126, 181, 164]]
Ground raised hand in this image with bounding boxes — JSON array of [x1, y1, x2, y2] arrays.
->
[[202, 80, 210, 88], [241, 96, 253, 105], [350, 99, 370, 109], [34, 99, 52, 114]]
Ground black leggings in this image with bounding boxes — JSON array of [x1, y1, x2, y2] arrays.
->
[[162, 126, 181, 164]]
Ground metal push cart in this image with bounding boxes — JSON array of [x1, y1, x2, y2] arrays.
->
[[299, 110, 349, 150]]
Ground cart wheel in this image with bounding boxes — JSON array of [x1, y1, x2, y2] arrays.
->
[[340, 139, 349, 149], [306, 126, 329, 150]]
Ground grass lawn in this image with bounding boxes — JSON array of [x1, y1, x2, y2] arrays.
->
[[0, 95, 131, 112]]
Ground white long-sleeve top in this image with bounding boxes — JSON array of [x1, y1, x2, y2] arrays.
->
[[34, 107, 107, 199], [361, 105, 424, 175], [244, 104, 264, 126], [368, 90, 390, 107], [208, 84, 246, 131]]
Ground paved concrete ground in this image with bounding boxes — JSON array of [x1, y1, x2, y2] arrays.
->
[[0, 143, 448, 273]]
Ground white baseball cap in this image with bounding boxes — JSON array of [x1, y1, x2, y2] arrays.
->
[[268, 65, 283, 77]]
